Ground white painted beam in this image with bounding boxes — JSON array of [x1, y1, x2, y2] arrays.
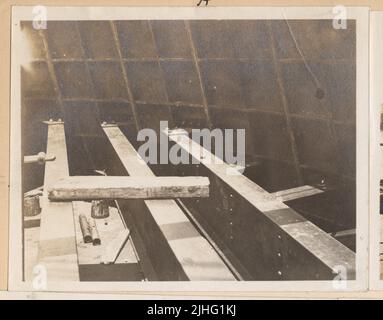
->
[[165, 128, 355, 278], [37, 121, 79, 282]]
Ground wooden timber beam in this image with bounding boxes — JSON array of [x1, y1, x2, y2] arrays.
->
[[272, 185, 324, 202], [37, 120, 79, 282], [48, 176, 209, 201], [165, 128, 355, 280], [102, 123, 235, 281]]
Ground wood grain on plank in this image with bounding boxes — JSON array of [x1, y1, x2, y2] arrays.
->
[[48, 176, 209, 200]]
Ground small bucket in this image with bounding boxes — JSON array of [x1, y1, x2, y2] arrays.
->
[[24, 195, 41, 217], [91, 200, 110, 219]]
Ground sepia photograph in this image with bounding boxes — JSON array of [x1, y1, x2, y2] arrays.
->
[[9, 6, 369, 292]]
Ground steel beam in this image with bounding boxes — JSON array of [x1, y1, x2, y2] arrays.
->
[[165, 128, 355, 280], [37, 120, 79, 282], [102, 123, 235, 281]]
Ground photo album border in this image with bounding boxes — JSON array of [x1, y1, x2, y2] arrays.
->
[[8, 6, 369, 293], [369, 11, 383, 290]]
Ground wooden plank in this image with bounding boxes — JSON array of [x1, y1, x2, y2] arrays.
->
[[102, 123, 235, 281], [272, 185, 324, 202], [165, 128, 355, 279], [37, 121, 79, 282], [48, 176, 209, 201]]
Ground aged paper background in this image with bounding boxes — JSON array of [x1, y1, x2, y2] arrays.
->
[[0, 0, 381, 298], [369, 11, 383, 291]]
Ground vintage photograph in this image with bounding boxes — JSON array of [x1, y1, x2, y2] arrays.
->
[[9, 7, 369, 291]]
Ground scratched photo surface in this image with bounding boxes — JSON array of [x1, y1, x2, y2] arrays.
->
[[19, 19, 356, 284]]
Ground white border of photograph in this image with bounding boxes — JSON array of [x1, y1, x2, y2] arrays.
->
[[9, 6, 369, 293], [369, 11, 383, 290]]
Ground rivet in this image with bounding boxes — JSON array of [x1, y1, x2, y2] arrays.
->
[[278, 271, 282, 276], [278, 235, 282, 240]]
